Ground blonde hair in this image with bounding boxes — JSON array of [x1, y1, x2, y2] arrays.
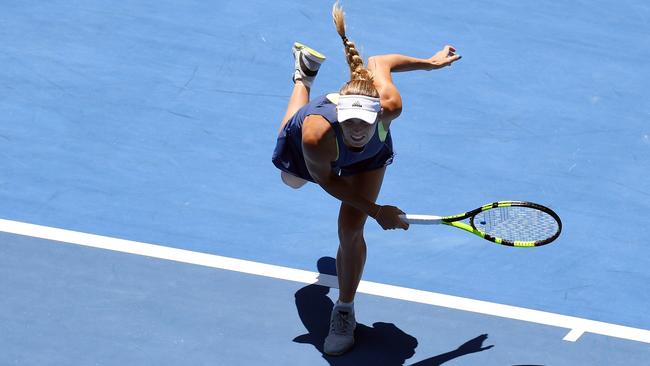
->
[[332, 1, 379, 98]]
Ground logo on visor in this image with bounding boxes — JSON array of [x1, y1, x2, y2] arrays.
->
[[352, 101, 362, 108]]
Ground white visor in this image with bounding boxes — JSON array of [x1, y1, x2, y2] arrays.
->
[[336, 95, 381, 124]]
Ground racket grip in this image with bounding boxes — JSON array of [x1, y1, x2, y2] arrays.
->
[[399, 214, 444, 225]]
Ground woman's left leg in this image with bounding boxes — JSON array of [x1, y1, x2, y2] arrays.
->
[[336, 166, 386, 303], [323, 166, 386, 356]]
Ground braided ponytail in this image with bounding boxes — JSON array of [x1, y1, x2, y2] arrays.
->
[[332, 1, 378, 97]]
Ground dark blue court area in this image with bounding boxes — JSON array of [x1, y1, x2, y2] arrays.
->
[[2, 232, 648, 365]]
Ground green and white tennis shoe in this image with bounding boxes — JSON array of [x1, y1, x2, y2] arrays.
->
[[292, 42, 326, 88]]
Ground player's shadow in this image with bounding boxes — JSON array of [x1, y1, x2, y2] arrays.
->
[[293, 257, 494, 365]]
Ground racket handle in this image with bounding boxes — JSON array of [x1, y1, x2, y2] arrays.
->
[[399, 214, 444, 225]]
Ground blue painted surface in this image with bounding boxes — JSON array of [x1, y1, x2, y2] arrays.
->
[[0, 0, 649, 357], [2, 233, 648, 365]]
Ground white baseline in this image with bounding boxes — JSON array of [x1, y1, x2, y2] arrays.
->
[[1, 218, 648, 344]]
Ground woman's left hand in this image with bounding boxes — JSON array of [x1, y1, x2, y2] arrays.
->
[[429, 45, 462, 69]]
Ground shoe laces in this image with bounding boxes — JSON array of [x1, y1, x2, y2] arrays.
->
[[330, 310, 353, 335]]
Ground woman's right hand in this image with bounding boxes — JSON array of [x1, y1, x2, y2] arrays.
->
[[374, 205, 409, 230]]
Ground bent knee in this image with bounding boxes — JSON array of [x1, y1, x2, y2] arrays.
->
[[382, 96, 402, 116], [281, 171, 307, 189]]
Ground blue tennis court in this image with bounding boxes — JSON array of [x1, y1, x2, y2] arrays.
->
[[1, 1, 649, 365]]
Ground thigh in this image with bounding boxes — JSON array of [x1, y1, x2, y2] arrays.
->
[[337, 167, 386, 230]]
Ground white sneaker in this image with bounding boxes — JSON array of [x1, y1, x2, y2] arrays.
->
[[292, 42, 326, 88], [323, 304, 356, 356]]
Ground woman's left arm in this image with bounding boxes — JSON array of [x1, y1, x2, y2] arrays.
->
[[368, 45, 461, 127], [370, 45, 462, 73]]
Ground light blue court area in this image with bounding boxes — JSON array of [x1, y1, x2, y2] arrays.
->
[[1, 0, 650, 364]]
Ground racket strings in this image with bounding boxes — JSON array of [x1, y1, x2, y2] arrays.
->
[[473, 206, 559, 242]]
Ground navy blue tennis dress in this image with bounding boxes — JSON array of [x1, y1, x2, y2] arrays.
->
[[272, 93, 394, 182]]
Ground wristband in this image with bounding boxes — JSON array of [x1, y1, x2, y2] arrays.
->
[[374, 205, 383, 219]]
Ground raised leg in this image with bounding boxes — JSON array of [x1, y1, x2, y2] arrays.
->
[[277, 43, 326, 135], [278, 81, 310, 134]]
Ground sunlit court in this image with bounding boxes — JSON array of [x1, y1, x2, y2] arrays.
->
[[1, 1, 649, 365]]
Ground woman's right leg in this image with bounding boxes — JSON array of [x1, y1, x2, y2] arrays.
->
[[277, 43, 326, 188], [278, 80, 310, 134], [278, 81, 310, 189], [277, 43, 326, 135], [281, 171, 308, 189]]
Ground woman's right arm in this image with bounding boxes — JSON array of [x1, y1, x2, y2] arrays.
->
[[301, 115, 379, 216], [301, 116, 408, 230]]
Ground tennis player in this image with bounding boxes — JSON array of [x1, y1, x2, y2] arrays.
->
[[272, 1, 461, 356]]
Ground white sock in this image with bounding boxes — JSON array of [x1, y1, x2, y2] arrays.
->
[[336, 300, 354, 310]]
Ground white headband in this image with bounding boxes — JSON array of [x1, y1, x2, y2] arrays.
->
[[336, 95, 381, 124]]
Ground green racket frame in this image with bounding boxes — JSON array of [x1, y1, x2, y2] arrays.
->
[[401, 201, 562, 247]]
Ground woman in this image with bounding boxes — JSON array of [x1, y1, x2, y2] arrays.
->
[[272, 2, 461, 356]]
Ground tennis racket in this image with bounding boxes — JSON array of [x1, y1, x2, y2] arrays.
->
[[399, 201, 562, 247]]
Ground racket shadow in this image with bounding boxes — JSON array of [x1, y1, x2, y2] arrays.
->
[[293, 257, 494, 365]]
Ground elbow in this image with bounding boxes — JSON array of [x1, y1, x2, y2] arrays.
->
[[302, 134, 319, 149], [382, 97, 402, 119]]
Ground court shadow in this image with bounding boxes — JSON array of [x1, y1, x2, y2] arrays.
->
[[293, 257, 494, 365]]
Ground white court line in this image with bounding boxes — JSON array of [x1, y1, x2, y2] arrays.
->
[[1, 218, 649, 345], [563, 329, 586, 342]]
